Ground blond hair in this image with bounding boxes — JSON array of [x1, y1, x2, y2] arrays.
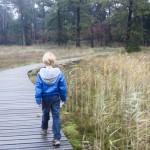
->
[[42, 52, 56, 66]]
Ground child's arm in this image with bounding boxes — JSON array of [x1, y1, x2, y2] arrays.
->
[[58, 73, 67, 102], [35, 73, 43, 105]]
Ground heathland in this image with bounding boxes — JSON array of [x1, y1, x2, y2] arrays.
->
[[1, 46, 149, 150]]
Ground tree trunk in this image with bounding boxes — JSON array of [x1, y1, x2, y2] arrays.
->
[[31, 0, 36, 44], [140, 15, 144, 46], [2, 0, 8, 45], [18, 0, 26, 46], [125, 0, 133, 45], [108, 4, 112, 44], [42, 1, 45, 43], [90, 26, 94, 48], [57, 3, 62, 46], [76, 0, 81, 47], [2, 11, 6, 45], [21, 14, 26, 46], [125, 0, 141, 52]]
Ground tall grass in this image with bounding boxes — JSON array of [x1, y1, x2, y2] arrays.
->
[[63, 52, 150, 150]]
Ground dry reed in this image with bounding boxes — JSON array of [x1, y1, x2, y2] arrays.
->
[[63, 52, 150, 150]]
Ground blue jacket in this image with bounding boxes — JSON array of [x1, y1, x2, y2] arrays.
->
[[35, 67, 67, 105]]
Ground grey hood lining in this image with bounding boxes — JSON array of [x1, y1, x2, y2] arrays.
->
[[39, 67, 61, 85]]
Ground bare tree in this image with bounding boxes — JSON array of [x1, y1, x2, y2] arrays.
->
[[0, 0, 9, 45], [30, 0, 36, 44], [17, 0, 26, 45], [76, 0, 81, 47]]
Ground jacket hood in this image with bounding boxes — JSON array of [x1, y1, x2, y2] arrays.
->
[[39, 67, 61, 85]]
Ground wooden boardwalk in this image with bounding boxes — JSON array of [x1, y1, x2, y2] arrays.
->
[[0, 59, 79, 150]]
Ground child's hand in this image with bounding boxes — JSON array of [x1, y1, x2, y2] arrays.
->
[[38, 104, 42, 107]]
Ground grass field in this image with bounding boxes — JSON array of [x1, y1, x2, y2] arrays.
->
[[0, 45, 118, 70]]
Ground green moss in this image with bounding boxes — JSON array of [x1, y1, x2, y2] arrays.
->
[[61, 114, 82, 150], [28, 68, 39, 84]]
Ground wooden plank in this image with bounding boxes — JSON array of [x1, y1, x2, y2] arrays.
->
[[0, 142, 73, 150], [0, 131, 66, 138], [0, 134, 67, 142], [0, 111, 40, 115], [0, 136, 69, 145]]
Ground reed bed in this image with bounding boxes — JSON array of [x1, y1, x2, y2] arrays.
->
[[62, 53, 150, 150]]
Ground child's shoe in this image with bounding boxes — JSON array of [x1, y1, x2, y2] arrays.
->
[[41, 129, 48, 136], [52, 139, 61, 146]]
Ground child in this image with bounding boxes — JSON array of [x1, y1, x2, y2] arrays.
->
[[35, 52, 67, 146]]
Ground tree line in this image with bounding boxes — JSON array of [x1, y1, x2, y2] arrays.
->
[[0, 0, 150, 52]]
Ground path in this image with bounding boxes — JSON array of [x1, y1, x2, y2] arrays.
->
[[0, 57, 81, 150]]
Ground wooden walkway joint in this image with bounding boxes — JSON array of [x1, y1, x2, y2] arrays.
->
[[0, 58, 80, 150]]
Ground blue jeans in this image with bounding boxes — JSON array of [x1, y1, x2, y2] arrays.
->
[[42, 95, 61, 140]]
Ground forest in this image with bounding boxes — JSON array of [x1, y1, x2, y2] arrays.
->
[[0, 0, 150, 52]]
